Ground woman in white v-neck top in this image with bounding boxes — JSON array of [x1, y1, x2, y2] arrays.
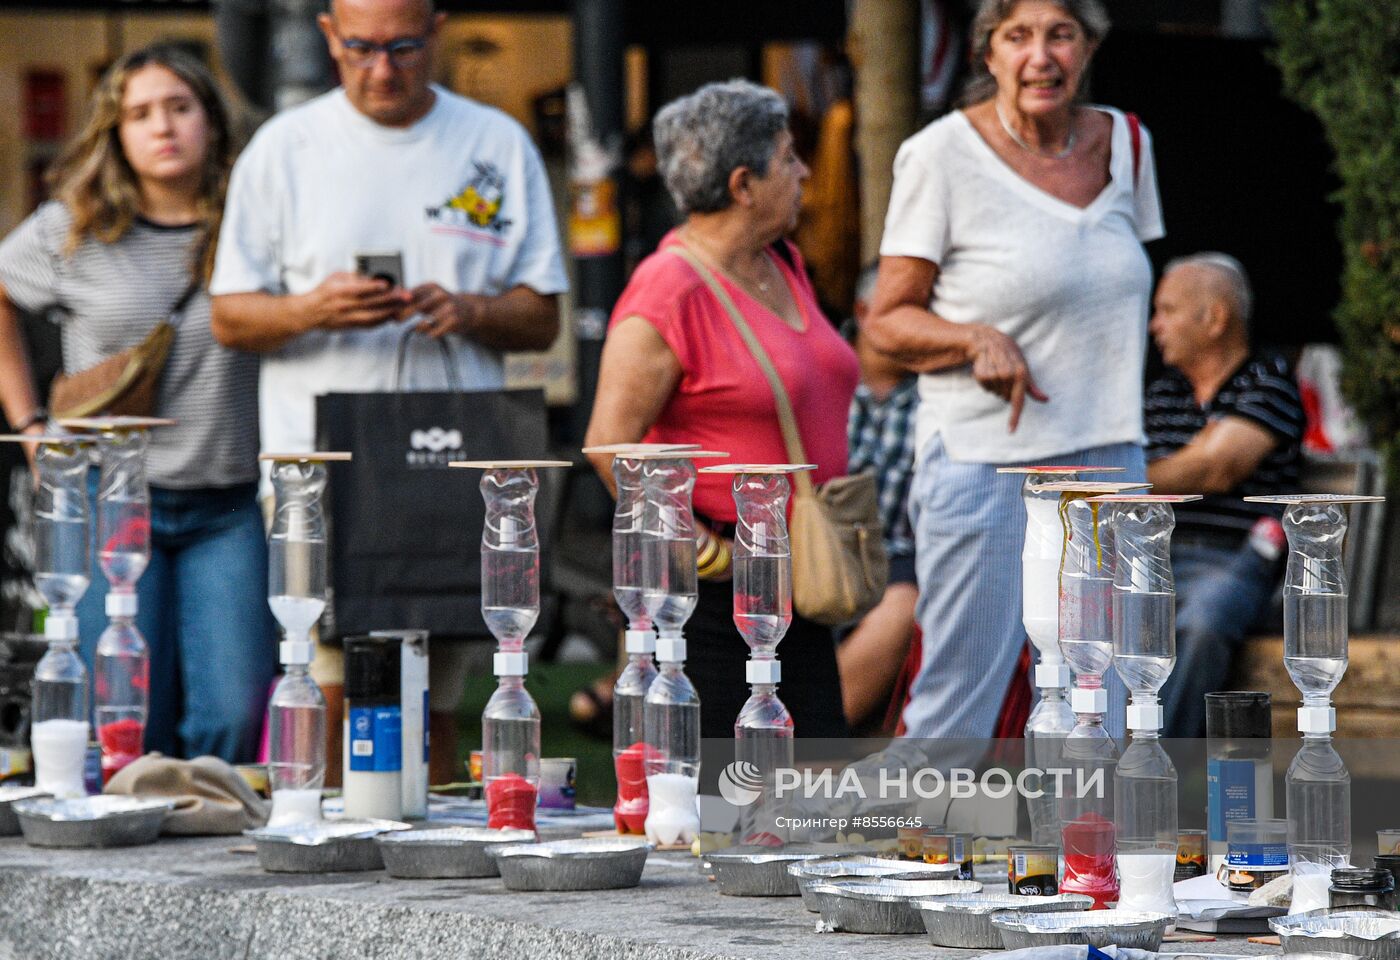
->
[[867, 0, 1163, 743]]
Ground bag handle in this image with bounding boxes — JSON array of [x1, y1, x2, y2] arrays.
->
[[164, 278, 202, 329], [391, 325, 464, 392], [669, 243, 815, 498]]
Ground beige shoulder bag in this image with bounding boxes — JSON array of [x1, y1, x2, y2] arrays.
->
[[671, 244, 888, 625]]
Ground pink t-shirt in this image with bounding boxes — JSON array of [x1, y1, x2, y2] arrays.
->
[[609, 231, 859, 524]]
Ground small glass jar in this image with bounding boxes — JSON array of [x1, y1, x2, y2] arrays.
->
[[1330, 867, 1397, 911]]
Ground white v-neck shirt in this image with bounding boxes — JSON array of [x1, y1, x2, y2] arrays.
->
[[880, 106, 1164, 463]]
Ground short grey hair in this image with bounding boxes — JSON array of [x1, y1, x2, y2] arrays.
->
[[653, 80, 789, 216], [1165, 252, 1254, 327], [962, 0, 1111, 107]]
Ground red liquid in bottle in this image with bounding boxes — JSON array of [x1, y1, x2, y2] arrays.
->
[[1061, 812, 1119, 908], [486, 771, 538, 831], [613, 741, 650, 834], [97, 717, 144, 784]]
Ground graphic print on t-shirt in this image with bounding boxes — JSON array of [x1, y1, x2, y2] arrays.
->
[[427, 161, 513, 242]]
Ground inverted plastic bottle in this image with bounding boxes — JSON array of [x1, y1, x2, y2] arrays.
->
[[640, 456, 702, 847], [94, 428, 153, 782], [611, 454, 658, 834], [30, 439, 95, 798], [265, 457, 333, 826], [1059, 494, 1117, 742]]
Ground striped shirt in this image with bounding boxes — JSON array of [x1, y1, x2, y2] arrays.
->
[[847, 376, 918, 559], [0, 201, 259, 488], [1144, 351, 1304, 534]]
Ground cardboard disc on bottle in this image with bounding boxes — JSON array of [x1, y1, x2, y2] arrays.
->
[[57, 416, 177, 432], [1032, 480, 1151, 494], [447, 459, 572, 469], [581, 442, 702, 455], [259, 451, 353, 462], [995, 465, 1126, 475], [0, 433, 98, 445], [1242, 494, 1385, 505], [1086, 494, 1204, 504], [615, 450, 729, 461], [699, 463, 817, 474]]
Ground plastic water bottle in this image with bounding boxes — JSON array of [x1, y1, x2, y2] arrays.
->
[[613, 636, 658, 835], [644, 645, 701, 847], [1025, 687, 1075, 845], [33, 619, 90, 798], [94, 596, 148, 783], [266, 662, 327, 826], [1115, 732, 1179, 920], [483, 660, 541, 831]]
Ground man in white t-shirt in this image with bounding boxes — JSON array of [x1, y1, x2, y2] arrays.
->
[[210, 0, 567, 783]]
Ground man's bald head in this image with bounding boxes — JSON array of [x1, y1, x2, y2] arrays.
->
[[329, 0, 434, 25], [1163, 253, 1253, 330]]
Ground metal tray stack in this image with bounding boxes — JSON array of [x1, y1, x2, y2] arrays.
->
[[810, 877, 983, 934], [1270, 908, 1400, 958], [705, 844, 872, 896], [13, 796, 173, 848], [0, 787, 49, 836], [918, 892, 1093, 949], [246, 819, 411, 873], [376, 827, 536, 879], [492, 837, 651, 892], [990, 909, 1173, 951], [788, 856, 959, 912]]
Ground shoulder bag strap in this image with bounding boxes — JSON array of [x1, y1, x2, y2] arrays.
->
[[669, 243, 815, 498], [1126, 111, 1142, 187], [165, 278, 203, 328]]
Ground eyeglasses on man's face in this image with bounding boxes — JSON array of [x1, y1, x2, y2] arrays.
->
[[334, 31, 430, 68]]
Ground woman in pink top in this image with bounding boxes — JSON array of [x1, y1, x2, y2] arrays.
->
[[585, 80, 859, 739]]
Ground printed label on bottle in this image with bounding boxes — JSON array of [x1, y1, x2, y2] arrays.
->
[[1226, 841, 1288, 868], [349, 706, 403, 773], [1207, 758, 1256, 843]]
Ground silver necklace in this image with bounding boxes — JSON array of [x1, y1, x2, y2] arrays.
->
[[995, 101, 1076, 159]]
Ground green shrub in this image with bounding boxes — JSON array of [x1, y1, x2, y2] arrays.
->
[[1271, 1, 1400, 469]]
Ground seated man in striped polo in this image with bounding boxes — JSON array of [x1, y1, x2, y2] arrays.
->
[[1144, 253, 1304, 738]]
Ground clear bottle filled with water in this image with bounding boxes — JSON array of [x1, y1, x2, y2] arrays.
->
[[1279, 502, 1350, 708], [33, 440, 93, 616], [1059, 495, 1116, 685], [95, 429, 151, 590], [612, 454, 651, 631], [729, 472, 794, 656]]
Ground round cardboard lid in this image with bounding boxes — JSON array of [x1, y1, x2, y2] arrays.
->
[[581, 442, 702, 455], [447, 459, 572, 469], [699, 463, 816, 474], [259, 451, 353, 462], [1033, 480, 1152, 494], [0, 433, 98, 445], [1086, 494, 1204, 503], [996, 465, 1126, 475], [616, 449, 729, 461], [57, 416, 176, 431], [1243, 493, 1385, 505]]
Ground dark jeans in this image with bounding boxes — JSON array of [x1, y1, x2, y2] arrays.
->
[[1159, 531, 1279, 739], [686, 578, 849, 740], [76, 476, 278, 762]]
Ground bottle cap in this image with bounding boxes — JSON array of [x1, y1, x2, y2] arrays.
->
[[1297, 705, 1336, 734], [624, 629, 656, 655], [344, 635, 401, 702], [494, 651, 528, 676], [656, 636, 687, 663], [746, 658, 781, 685], [1035, 663, 1071, 689], [1126, 703, 1163, 731], [1071, 687, 1108, 715], [280, 639, 314, 665], [105, 591, 138, 618], [44, 614, 78, 642]]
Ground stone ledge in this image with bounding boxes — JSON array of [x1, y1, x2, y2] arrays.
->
[[0, 837, 1278, 960]]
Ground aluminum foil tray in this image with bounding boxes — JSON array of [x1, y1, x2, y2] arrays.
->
[[1271, 908, 1400, 958], [376, 827, 535, 879], [812, 877, 983, 934], [707, 844, 867, 897], [246, 818, 411, 873], [492, 837, 651, 892], [13, 795, 173, 848], [0, 787, 49, 837], [918, 892, 1093, 949], [789, 856, 959, 912], [991, 909, 1172, 951]]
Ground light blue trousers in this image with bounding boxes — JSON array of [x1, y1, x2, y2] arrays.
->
[[900, 435, 1147, 742]]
